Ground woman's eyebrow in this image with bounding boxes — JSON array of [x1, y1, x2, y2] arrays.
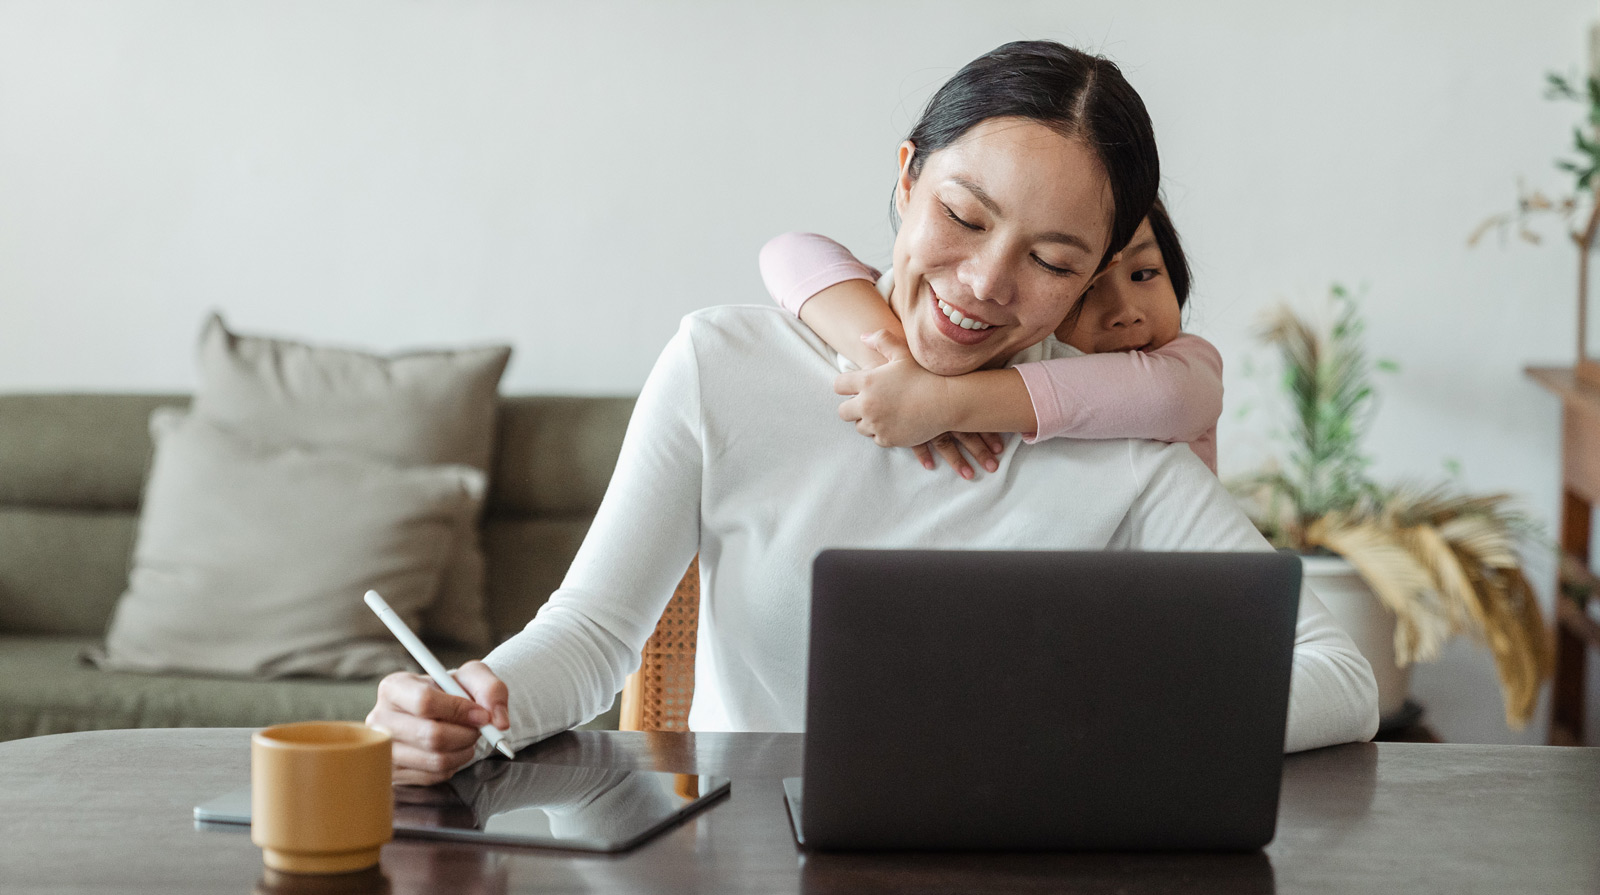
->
[[950, 176, 1093, 254], [951, 176, 1003, 214]]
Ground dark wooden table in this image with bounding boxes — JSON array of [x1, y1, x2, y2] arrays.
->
[[1, 729, 1596, 894]]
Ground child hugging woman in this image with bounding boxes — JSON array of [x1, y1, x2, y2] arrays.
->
[[759, 198, 1220, 477]]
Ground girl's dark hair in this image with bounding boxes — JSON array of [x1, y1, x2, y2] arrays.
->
[[897, 40, 1159, 272], [1146, 197, 1192, 310]]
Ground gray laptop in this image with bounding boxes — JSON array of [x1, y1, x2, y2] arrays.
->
[[784, 549, 1301, 851]]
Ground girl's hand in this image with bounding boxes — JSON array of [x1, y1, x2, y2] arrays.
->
[[834, 330, 1006, 479], [913, 432, 1006, 480], [834, 330, 957, 448]]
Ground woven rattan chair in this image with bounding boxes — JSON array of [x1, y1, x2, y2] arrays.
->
[[618, 556, 700, 732]]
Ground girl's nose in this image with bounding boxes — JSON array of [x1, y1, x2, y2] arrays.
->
[[1105, 301, 1145, 330]]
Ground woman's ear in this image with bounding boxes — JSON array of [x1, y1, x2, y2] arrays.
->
[[894, 140, 917, 214]]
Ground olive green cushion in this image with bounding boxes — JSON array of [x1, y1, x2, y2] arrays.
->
[[0, 395, 180, 511], [0, 508, 136, 636], [0, 636, 617, 742], [0, 636, 395, 740]]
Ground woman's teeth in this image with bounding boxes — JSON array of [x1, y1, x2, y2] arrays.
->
[[936, 298, 993, 331]]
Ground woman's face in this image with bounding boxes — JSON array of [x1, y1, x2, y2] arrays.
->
[[1057, 218, 1182, 354], [888, 117, 1114, 376]]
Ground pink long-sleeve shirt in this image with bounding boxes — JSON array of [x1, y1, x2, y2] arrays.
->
[[758, 232, 1221, 472]]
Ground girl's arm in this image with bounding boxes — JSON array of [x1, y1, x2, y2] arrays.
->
[[759, 238, 1223, 455], [759, 232, 898, 371], [836, 335, 1223, 463], [758, 232, 1014, 476], [1016, 333, 1224, 445]]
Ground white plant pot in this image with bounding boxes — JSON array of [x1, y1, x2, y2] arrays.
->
[[1299, 554, 1413, 725]]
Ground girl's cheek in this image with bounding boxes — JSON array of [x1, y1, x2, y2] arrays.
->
[[1148, 302, 1184, 347]]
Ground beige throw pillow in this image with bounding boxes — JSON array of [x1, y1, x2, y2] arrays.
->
[[90, 411, 485, 679], [192, 314, 511, 649]]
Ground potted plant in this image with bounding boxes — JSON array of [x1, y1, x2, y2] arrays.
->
[[1230, 285, 1553, 729]]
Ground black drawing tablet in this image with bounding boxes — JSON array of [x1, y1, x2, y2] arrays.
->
[[195, 761, 730, 853]]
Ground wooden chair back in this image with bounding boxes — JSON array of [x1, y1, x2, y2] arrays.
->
[[618, 556, 699, 731]]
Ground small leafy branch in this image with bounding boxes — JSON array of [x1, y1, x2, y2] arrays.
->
[[1469, 69, 1600, 248], [1233, 284, 1393, 549], [1546, 70, 1600, 190]]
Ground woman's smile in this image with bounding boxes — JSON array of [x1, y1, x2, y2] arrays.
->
[[927, 283, 1001, 346]]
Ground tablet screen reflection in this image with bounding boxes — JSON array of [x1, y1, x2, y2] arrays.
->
[[392, 761, 726, 852]]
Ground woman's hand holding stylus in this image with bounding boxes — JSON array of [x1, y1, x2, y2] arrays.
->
[[368, 661, 510, 786]]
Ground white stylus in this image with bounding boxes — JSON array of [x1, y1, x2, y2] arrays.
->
[[364, 590, 516, 759]]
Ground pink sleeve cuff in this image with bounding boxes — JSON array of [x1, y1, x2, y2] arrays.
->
[[776, 262, 881, 316], [759, 232, 880, 316], [1015, 362, 1066, 444]]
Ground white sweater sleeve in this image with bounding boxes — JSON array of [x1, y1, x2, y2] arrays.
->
[[1110, 442, 1381, 753], [472, 319, 704, 761]]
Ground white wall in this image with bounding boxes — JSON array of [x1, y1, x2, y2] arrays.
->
[[2, 0, 1595, 744]]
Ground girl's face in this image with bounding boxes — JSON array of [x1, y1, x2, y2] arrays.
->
[[1057, 217, 1181, 354], [888, 117, 1115, 376]]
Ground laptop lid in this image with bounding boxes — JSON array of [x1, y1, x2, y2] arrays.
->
[[799, 549, 1301, 851]]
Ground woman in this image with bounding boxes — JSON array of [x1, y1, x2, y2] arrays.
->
[[370, 41, 1379, 785]]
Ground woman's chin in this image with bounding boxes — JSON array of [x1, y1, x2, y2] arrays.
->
[[907, 326, 993, 376]]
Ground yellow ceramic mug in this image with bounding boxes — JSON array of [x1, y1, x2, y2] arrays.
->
[[251, 721, 394, 874]]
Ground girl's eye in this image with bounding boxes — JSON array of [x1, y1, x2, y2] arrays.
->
[[941, 204, 982, 231], [1130, 268, 1162, 283]]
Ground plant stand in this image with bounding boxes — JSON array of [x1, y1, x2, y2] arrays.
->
[[1527, 366, 1600, 746]]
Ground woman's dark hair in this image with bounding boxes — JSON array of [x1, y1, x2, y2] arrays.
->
[[1146, 197, 1192, 310], [896, 40, 1160, 272]]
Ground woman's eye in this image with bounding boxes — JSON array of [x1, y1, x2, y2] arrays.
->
[[1130, 268, 1162, 283], [941, 204, 982, 231], [1033, 256, 1076, 277]]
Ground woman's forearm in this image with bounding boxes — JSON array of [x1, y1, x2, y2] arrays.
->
[[478, 320, 705, 760]]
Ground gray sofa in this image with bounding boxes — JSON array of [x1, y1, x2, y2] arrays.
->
[[0, 393, 635, 742]]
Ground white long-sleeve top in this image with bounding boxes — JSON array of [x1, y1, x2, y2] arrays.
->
[[478, 305, 1379, 759]]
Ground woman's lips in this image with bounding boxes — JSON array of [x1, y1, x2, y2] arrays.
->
[[927, 286, 999, 346]]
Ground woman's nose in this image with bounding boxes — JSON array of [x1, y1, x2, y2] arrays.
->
[[959, 253, 1015, 306]]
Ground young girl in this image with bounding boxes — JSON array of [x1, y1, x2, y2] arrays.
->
[[758, 198, 1221, 478]]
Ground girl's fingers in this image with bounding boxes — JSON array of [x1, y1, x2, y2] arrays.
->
[[929, 434, 974, 480], [954, 432, 998, 473]]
